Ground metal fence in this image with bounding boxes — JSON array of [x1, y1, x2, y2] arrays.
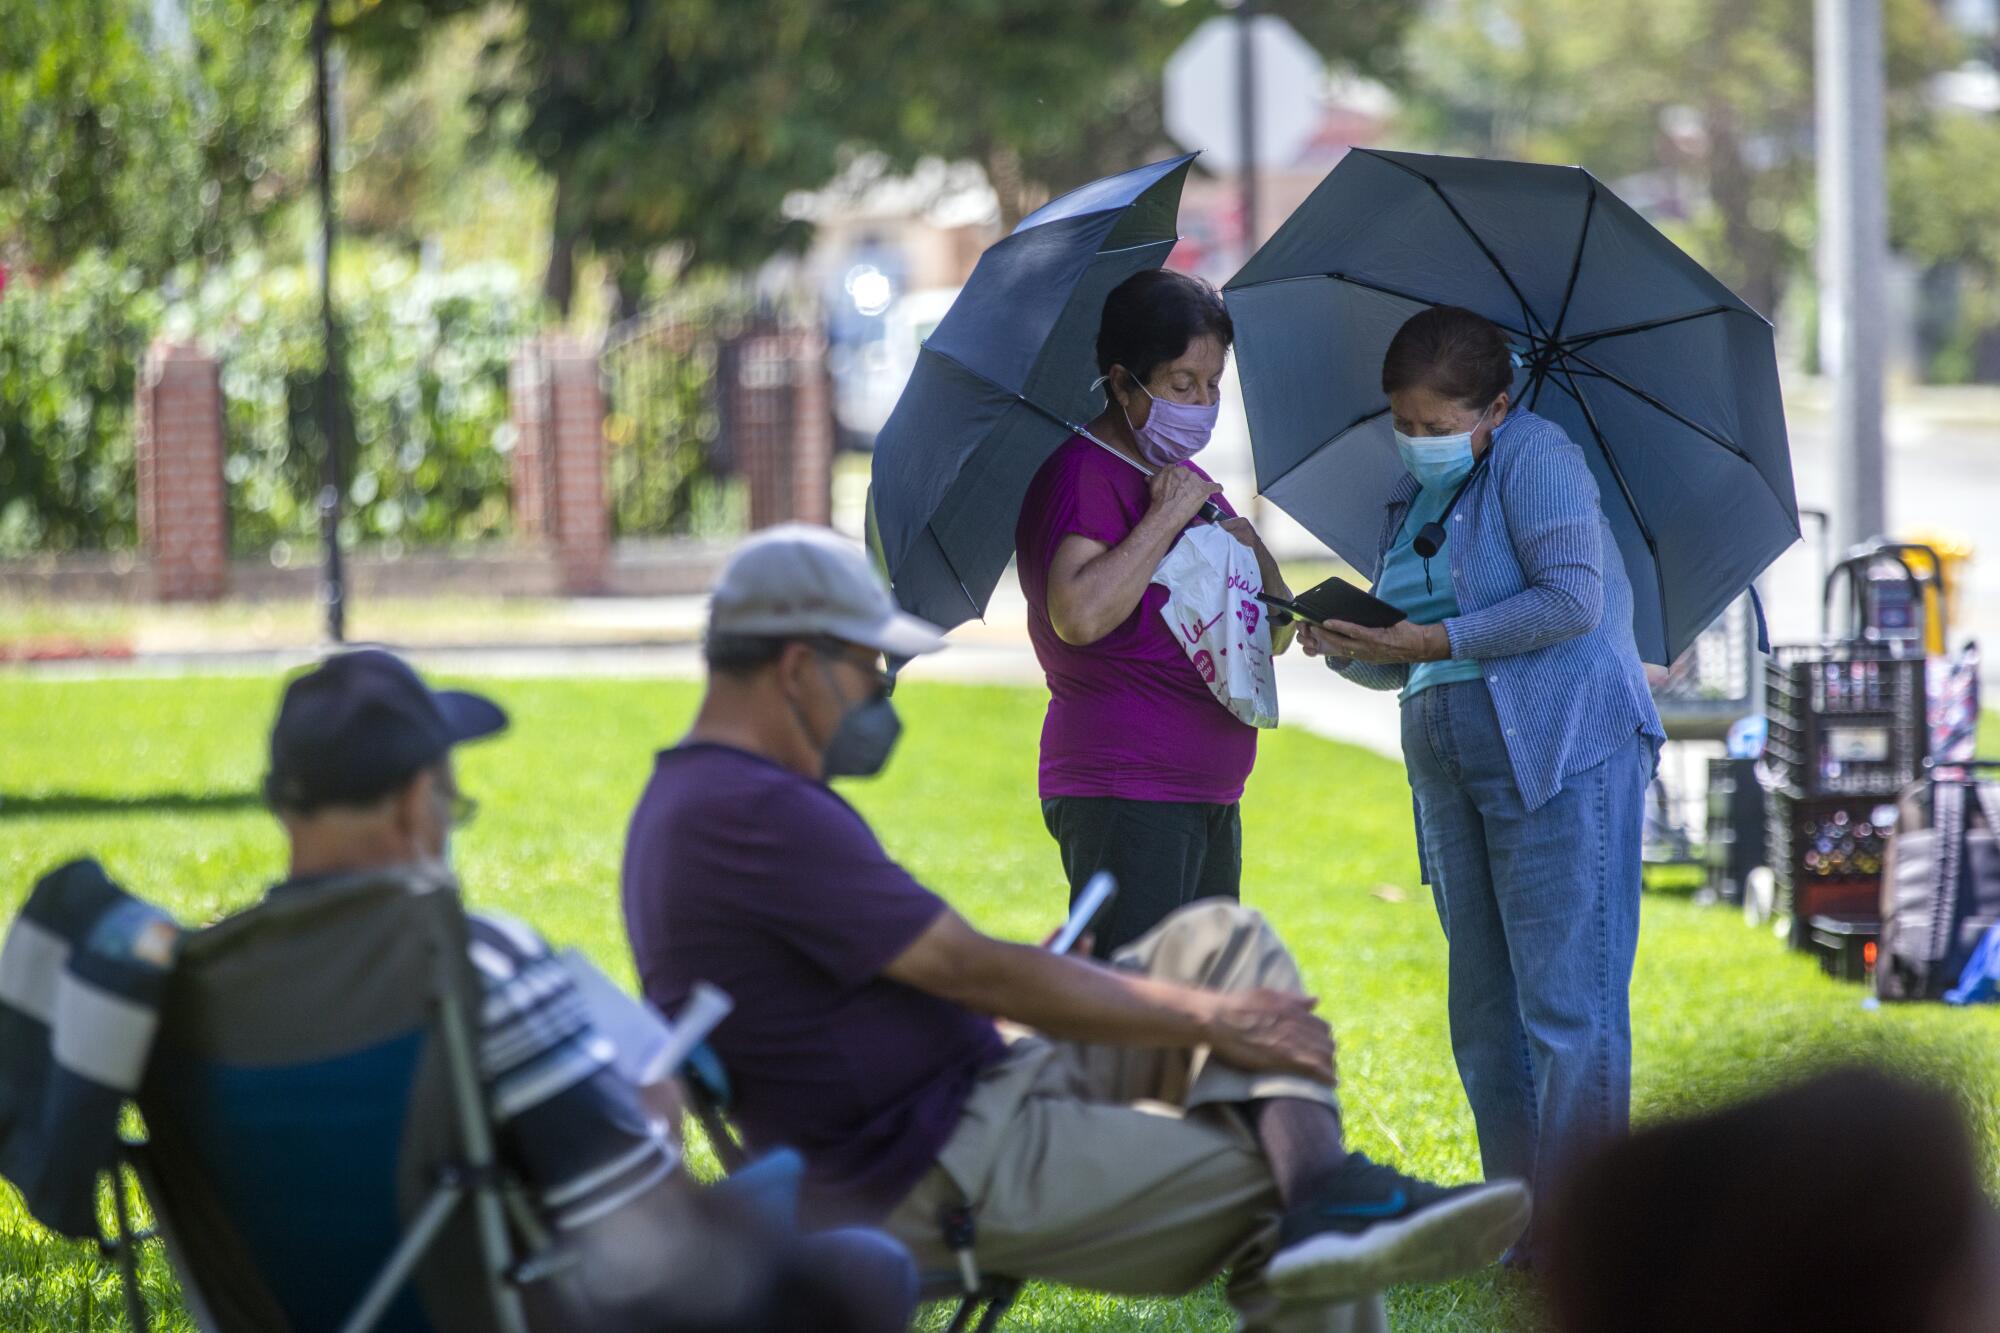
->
[[600, 289, 834, 541], [602, 297, 740, 539]]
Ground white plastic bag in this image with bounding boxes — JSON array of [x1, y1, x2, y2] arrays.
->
[[1153, 523, 1279, 728]]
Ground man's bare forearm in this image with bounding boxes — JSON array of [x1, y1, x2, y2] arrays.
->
[[946, 938, 1216, 1048], [883, 911, 1336, 1083]]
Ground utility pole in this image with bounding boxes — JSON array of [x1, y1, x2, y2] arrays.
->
[[313, 0, 347, 643], [1235, 0, 1260, 264], [1815, 0, 1889, 555]]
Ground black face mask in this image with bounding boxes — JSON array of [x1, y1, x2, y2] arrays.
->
[[793, 655, 902, 780]]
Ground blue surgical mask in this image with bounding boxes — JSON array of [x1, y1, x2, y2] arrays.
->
[[1394, 428, 1477, 491]]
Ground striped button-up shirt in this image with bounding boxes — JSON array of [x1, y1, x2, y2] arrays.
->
[[1336, 409, 1663, 811]]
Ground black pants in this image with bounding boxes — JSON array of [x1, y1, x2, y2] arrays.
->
[[1041, 796, 1243, 958]]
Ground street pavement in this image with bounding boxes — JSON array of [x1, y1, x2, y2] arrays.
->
[[12, 579, 1411, 761], [15, 375, 2000, 768]]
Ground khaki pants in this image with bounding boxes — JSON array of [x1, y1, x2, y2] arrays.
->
[[883, 901, 1390, 1333]]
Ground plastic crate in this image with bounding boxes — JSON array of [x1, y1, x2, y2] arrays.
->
[[1762, 644, 1928, 798], [1807, 914, 1879, 984], [1768, 791, 1899, 948]]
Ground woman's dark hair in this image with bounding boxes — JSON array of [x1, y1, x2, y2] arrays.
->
[[1381, 305, 1513, 409], [1095, 269, 1234, 387]]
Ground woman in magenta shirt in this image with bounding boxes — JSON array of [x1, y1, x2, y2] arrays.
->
[[1015, 269, 1293, 955]]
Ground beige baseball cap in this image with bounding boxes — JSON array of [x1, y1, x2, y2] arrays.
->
[[708, 523, 949, 659]]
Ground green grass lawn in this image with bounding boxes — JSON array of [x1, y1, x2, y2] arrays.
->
[[3, 674, 2000, 1331]]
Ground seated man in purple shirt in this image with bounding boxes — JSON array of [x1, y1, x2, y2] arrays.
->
[[622, 526, 1531, 1332]]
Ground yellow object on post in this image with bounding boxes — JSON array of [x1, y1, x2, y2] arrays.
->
[[1900, 532, 1973, 657]]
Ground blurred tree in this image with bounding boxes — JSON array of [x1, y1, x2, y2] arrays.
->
[[0, 0, 309, 281], [830, 0, 1414, 229], [1400, 0, 1953, 322], [346, 0, 846, 316], [1889, 111, 2000, 381], [343, 0, 1413, 317], [336, 10, 552, 275], [1892, 111, 2000, 277]]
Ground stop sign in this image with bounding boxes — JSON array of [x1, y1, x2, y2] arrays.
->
[[1164, 15, 1325, 175]]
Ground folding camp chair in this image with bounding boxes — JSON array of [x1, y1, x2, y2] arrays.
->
[[104, 870, 567, 1333], [679, 1044, 1021, 1333]]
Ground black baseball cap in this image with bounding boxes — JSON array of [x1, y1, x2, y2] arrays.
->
[[266, 649, 507, 810]]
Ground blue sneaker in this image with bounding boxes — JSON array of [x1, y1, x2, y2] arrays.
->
[[1265, 1153, 1530, 1302]]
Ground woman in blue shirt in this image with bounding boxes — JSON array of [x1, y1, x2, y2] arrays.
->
[[1298, 306, 1663, 1266]]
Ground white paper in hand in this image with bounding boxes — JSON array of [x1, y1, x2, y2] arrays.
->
[[558, 950, 734, 1087], [559, 949, 672, 1086], [643, 982, 734, 1086]]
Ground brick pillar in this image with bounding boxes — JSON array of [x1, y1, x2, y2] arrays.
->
[[134, 340, 229, 601], [733, 330, 833, 530], [787, 331, 834, 527], [732, 332, 790, 531], [508, 336, 608, 593], [508, 342, 552, 540]]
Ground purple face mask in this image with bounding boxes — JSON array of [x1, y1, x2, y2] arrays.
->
[[1118, 376, 1218, 467]]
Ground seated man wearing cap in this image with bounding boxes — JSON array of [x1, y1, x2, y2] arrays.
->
[[261, 649, 916, 1333], [621, 525, 1531, 1333]]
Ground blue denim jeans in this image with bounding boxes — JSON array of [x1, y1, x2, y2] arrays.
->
[[1400, 679, 1647, 1251]]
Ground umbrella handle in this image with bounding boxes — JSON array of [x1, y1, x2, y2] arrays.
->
[[1078, 427, 1224, 524]]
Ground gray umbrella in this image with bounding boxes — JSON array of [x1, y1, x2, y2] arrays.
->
[[1223, 148, 1799, 665], [868, 154, 1196, 631]]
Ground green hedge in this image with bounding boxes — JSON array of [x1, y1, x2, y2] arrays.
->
[[0, 255, 161, 553], [0, 253, 541, 558]]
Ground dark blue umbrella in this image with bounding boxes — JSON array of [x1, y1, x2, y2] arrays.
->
[[868, 153, 1196, 630], [1223, 148, 1799, 664]]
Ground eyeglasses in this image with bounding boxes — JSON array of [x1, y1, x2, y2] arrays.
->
[[436, 783, 479, 829], [810, 640, 893, 697]]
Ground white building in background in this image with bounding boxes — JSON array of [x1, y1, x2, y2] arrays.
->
[[774, 157, 1002, 455]]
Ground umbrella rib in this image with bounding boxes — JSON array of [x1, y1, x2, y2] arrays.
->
[[1254, 405, 1392, 501], [1362, 149, 1548, 339], [1557, 357, 1801, 540], [1560, 348, 1757, 465], [1548, 365, 1660, 560], [1548, 178, 1597, 340], [924, 523, 985, 621], [918, 343, 1092, 438], [893, 343, 1098, 620], [1095, 236, 1183, 258], [1560, 305, 1741, 353], [1245, 271, 1532, 340], [1546, 362, 1672, 653]]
